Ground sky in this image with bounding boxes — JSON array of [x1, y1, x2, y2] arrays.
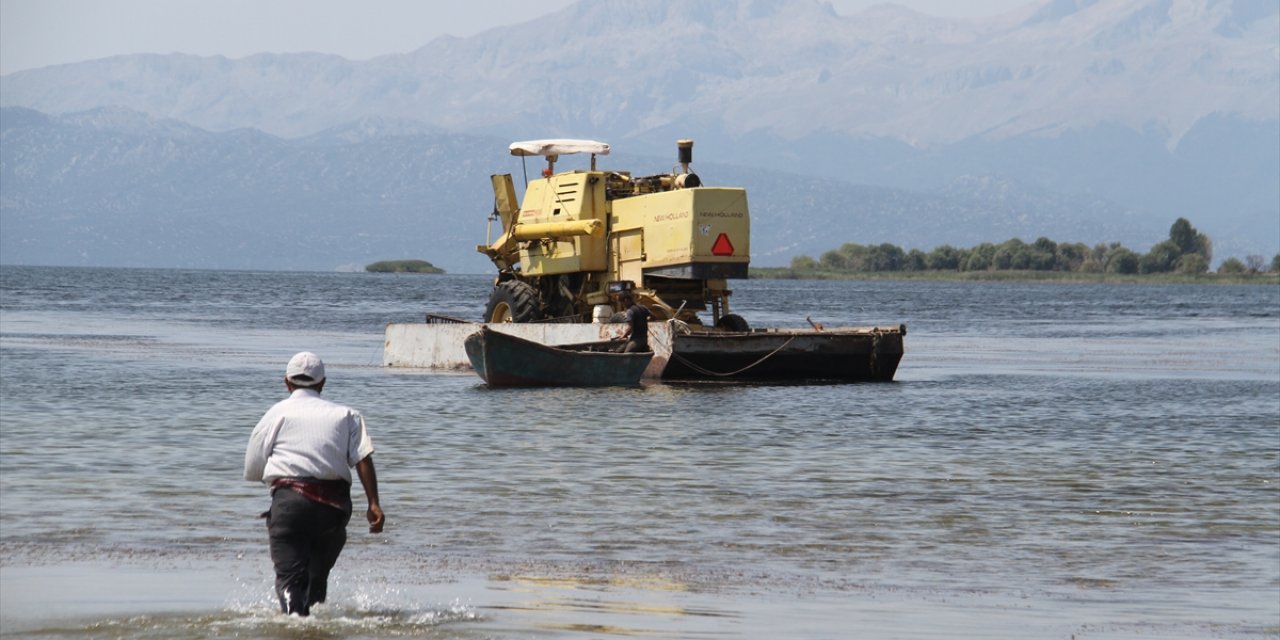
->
[[0, 0, 1038, 76]]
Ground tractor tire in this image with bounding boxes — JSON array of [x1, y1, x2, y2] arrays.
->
[[715, 313, 750, 332], [484, 280, 543, 323]]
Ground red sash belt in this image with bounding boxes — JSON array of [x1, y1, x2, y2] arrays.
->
[[271, 477, 350, 512]]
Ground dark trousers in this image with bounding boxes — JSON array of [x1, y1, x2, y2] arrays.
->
[[266, 488, 351, 615]]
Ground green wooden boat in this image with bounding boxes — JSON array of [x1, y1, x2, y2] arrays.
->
[[463, 326, 653, 387]]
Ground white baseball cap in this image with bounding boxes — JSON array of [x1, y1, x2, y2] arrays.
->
[[285, 351, 325, 386]]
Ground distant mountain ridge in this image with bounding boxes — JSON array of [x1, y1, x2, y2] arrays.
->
[[1, 105, 1167, 272], [1, 0, 1276, 269], [4, 0, 1271, 143]]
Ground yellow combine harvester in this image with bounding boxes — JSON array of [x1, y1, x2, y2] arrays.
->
[[479, 139, 752, 330], [386, 136, 908, 382]]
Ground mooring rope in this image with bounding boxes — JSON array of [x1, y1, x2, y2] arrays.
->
[[868, 330, 882, 377], [655, 319, 798, 377]]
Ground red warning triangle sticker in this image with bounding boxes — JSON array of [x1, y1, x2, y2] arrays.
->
[[711, 233, 734, 256]]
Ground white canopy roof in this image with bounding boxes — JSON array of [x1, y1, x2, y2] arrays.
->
[[509, 139, 610, 157]]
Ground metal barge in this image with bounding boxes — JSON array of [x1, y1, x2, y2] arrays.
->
[[384, 317, 905, 382]]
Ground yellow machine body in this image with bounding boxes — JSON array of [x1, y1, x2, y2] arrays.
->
[[610, 187, 749, 284], [479, 139, 751, 325], [515, 172, 609, 275]]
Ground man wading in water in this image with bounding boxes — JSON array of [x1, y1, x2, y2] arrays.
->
[[244, 351, 386, 616]]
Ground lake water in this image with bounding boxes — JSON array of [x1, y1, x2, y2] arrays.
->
[[0, 265, 1277, 639]]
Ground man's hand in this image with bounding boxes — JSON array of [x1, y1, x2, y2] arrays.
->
[[355, 455, 384, 534]]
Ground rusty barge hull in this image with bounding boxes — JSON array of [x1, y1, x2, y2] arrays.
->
[[384, 321, 905, 382], [665, 328, 905, 382]]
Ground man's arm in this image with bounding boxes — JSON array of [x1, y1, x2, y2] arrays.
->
[[355, 455, 385, 534], [243, 417, 278, 482], [621, 306, 635, 339]]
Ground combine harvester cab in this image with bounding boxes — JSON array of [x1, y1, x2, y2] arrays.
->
[[478, 138, 751, 331]]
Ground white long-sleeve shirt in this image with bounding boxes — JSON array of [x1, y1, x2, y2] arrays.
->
[[244, 388, 375, 485]]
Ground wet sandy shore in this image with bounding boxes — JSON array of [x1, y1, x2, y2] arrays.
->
[[2, 546, 1272, 640]]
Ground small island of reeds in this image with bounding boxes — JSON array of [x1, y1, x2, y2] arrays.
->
[[365, 260, 445, 274]]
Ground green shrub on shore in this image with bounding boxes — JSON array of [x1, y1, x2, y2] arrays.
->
[[365, 260, 445, 274], [750, 266, 1278, 285], [771, 218, 1278, 284]]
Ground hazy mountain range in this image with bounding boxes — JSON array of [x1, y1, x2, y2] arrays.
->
[[2, 0, 1277, 271]]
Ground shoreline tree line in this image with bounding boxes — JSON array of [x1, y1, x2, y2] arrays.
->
[[788, 218, 1280, 276]]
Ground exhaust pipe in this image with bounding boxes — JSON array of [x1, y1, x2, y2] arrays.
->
[[676, 139, 700, 188]]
